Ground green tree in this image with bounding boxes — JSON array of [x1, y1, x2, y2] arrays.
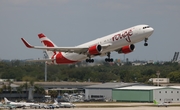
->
[[16, 84, 24, 98], [48, 90, 58, 98], [168, 71, 180, 83], [0, 88, 3, 93], [34, 85, 45, 95]]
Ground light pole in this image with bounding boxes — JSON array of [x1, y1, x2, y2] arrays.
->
[[43, 51, 48, 82], [45, 62, 47, 82], [156, 71, 160, 86]]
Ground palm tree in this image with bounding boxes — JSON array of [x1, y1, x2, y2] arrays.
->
[[29, 80, 34, 87], [34, 85, 45, 95], [48, 90, 58, 99], [0, 88, 3, 94], [23, 81, 29, 99], [7, 80, 13, 93], [17, 84, 24, 99], [2, 84, 7, 91]]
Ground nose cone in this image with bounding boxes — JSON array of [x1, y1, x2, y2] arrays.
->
[[147, 27, 154, 36], [150, 27, 154, 33]]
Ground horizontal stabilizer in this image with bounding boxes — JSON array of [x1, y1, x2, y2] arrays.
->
[[26, 59, 54, 62], [21, 38, 34, 48]]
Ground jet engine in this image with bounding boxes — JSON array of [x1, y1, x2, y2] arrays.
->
[[88, 44, 102, 55], [117, 44, 135, 54]]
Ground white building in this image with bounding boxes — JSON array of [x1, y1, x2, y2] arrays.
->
[[149, 78, 169, 85]]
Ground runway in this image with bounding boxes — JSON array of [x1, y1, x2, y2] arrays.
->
[[62, 107, 180, 110], [14, 107, 180, 110]]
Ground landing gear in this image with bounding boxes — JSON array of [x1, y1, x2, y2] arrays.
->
[[86, 59, 94, 63], [144, 38, 148, 46], [86, 55, 94, 63], [105, 52, 113, 62], [105, 58, 113, 62], [144, 42, 148, 46]]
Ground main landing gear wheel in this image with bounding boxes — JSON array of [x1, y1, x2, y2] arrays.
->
[[105, 52, 113, 62], [144, 38, 148, 46], [86, 59, 94, 63], [86, 54, 94, 63], [105, 58, 113, 62]]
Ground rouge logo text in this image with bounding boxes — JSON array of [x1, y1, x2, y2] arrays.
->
[[112, 29, 133, 42]]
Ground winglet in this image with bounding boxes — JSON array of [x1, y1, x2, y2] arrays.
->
[[21, 38, 34, 48]]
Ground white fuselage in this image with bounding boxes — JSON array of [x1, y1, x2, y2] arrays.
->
[[7, 101, 35, 107], [59, 25, 154, 63]]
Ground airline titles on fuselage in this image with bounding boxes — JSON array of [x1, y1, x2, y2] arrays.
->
[[112, 29, 133, 43]]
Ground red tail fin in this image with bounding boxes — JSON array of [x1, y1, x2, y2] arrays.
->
[[38, 33, 58, 59], [38, 33, 57, 47]]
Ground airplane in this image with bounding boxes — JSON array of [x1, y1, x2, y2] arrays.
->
[[41, 99, 60, 108], [0, 102, 17, 109], [54, 99, 75, 108], [21, 24, 154, 64], [4, 97, 37, 108], [153, 100, 168, 107], [52, 99, 60, 108]]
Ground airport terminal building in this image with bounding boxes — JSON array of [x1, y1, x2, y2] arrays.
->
[[84, 82, 142, 101], [113, 86, 180, 103], [85, 83, 180, 103], [1, 81, 180, 103]]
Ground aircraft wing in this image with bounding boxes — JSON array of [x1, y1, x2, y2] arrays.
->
[[21, 38, 111, 54]]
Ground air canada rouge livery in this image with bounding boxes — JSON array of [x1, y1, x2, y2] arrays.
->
[[21, 24, 154, 64]]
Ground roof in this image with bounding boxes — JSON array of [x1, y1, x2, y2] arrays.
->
[[49, 88, 80, 91], [85, 82, 141, 89], [14, 81, 101, 86], [114, 86, 165, 90], [169, 86, 180, 89], [0, 83, 19, 88]]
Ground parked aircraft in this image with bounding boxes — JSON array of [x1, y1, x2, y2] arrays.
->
[[4, 98, 37, 108], [54, 99, 75, 108], [0, 102, 17, 109], [153, 100, 168, 107], [21, 24, 154, 64], [52, 100, 60, 108]]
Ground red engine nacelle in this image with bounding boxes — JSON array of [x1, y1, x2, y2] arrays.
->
[[118, 44, 135, 54], [88, 44, 102, 55]]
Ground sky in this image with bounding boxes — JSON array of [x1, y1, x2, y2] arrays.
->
[[0, 0, 180, 61]]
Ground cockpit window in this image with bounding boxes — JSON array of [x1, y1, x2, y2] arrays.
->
[[143, 26, 150, 29]]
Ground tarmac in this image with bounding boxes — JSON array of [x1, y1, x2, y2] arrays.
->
[[13, 102, 180, 110], [14, 107, 180, 110], [63, 107, 180, 110]]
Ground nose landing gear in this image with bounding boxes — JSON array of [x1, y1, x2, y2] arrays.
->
[[144, 38, 148, 46]]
